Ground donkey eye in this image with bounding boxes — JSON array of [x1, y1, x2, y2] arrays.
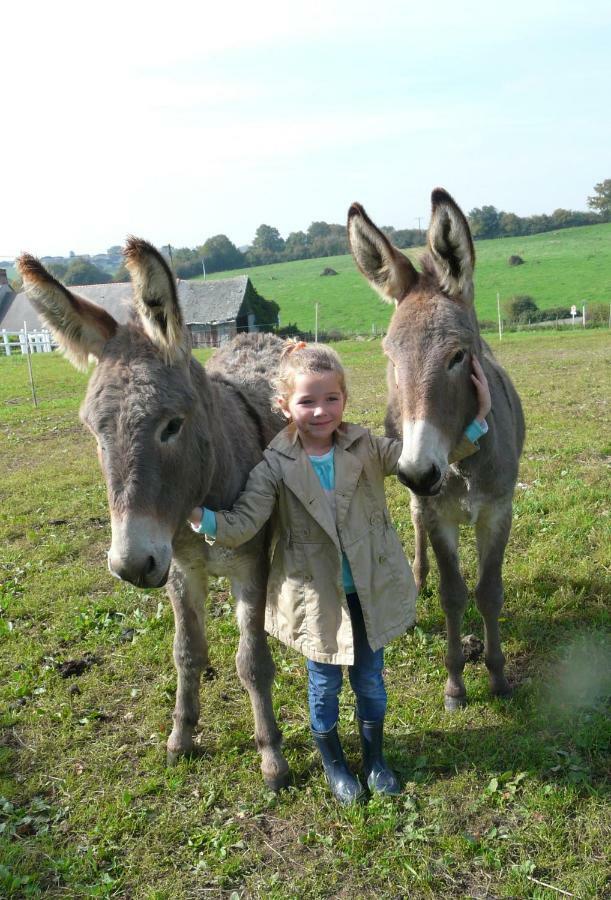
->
[[449, 350, 465, 369], [160, 417, 184, 442]]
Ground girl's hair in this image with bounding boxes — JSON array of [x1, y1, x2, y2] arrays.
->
[[273, 340, 347, 408]]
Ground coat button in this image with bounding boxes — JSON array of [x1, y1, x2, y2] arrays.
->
[[303, 574, 313, 582], [378, 554, 386, 564]]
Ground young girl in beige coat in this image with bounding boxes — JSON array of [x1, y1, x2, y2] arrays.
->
[[189, 342, 491, 803]]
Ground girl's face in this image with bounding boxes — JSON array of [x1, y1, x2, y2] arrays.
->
[[280, 371, 346, 452]]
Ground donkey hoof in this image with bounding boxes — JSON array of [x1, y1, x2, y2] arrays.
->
[[444, 694, 467, 712], [262, 765, 291, 793], [166, 749, 182, 767], [166, 744, 197, 766]]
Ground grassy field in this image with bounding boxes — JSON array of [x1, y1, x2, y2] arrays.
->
[[1, 331, 610, 898], [194, 223, 611, 333]]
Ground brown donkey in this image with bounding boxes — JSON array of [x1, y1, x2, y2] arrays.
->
[[18, 240, 289, 789], [348, 189, 525, 710]]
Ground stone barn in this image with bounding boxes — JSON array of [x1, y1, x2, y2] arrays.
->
[[0, 274, 278, 349]]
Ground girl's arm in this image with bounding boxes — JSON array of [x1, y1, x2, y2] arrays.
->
[[188, 456, 279, 548]]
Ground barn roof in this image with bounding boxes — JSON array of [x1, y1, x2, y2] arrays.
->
[[0, 276, 252, 332]]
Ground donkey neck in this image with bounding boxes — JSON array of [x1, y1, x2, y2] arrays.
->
[[191, 361, 266, 510]]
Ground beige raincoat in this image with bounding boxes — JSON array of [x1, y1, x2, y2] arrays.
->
[[208, 422, 475, 665]]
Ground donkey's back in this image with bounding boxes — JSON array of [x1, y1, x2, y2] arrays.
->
[[205, 332, 287, 452]]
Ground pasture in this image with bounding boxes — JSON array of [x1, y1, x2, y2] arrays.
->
[[1, 330, 609, 899], [197, 223, 611, 333]]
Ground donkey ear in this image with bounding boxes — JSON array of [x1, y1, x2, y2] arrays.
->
[[427, 188, 475, 303], [123, 237, 189, 363], [348, 203, 418, 304], [17, 254, 117, 371]]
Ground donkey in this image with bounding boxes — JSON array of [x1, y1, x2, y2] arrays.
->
[[18, 239, 290, 790], [348, 189, 525, 710]]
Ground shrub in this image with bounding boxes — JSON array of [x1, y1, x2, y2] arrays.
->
[[585, 302, 610, 324], [532, 306, 572, 322], [502, 295, 538, 322], [276, 322, 303, 338]]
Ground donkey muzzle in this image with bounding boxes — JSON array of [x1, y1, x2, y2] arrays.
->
[[397, 463, 443, 496], [107, 513, 173, 588]]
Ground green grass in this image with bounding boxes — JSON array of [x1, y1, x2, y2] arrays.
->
[[1, 332, 610, 898], [194, 223, 611, 332]]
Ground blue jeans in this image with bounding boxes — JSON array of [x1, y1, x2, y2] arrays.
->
[[307, 593, 387, 733]]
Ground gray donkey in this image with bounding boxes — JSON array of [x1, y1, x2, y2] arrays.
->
[[348, 189, 525, 710], [18, 240, 289, 790]]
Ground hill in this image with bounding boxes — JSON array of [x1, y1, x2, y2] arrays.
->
[[195, 223, 611, 333]]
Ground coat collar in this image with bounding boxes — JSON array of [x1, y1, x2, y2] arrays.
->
[[268, 422, 367, 547], [269, 421, 368, 459]]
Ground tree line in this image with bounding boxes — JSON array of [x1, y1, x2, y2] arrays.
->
[[27, 179, 611, 286]]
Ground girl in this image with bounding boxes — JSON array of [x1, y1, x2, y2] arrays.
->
[[189, 342, 491, 804]]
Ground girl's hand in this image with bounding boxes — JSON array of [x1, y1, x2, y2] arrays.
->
[[471, 356, 491, 421], [188, 506, 203, 528]]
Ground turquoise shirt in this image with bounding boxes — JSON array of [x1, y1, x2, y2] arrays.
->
[[307, 448, 356, 594]]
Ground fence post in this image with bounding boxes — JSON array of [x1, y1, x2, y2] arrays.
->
[[23, 321, 38, 408], [2, 329, 10, 357]]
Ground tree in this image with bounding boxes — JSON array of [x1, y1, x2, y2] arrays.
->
[[113, 262, 130, 282], [498, 212, 522, 237], [197, 235, 244, 273], [63, 258, 112, 286], [307, 221, 331, 241], [248, 225, 285, 264], [587, 179, 611, 221], [468, 206, 500, 239], [284, 231, 309, 260], [47, 261, 68, 280], [163, 246, 203, 279]]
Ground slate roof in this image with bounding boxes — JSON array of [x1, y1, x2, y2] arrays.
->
[[0, 276, 251, 332]]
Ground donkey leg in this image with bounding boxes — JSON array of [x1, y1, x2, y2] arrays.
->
[[232, 573, 290, 792], [475, 503, 513, 699], [165, 561, 209, 764], [411, 496, 430, 592], [427, 518, 469, 710]]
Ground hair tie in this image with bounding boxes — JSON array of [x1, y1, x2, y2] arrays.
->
[[281, 339, 307, 359]]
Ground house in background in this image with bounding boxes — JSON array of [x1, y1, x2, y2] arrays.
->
[[0, 275, 279, 348], [0, 269, 13, 322]]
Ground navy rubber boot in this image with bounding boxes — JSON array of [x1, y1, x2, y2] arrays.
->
[[358, 717, 401, 795], [312, 726, 365, 805]]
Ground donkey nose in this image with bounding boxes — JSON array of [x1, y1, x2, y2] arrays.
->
[[107, 550, 170, 588], [397, 463, 442, 496]]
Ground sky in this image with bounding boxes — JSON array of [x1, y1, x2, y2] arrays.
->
[[2, 0, 610, 258]]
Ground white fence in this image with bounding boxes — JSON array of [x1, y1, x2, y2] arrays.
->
[[1, 329, 56, 356]]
